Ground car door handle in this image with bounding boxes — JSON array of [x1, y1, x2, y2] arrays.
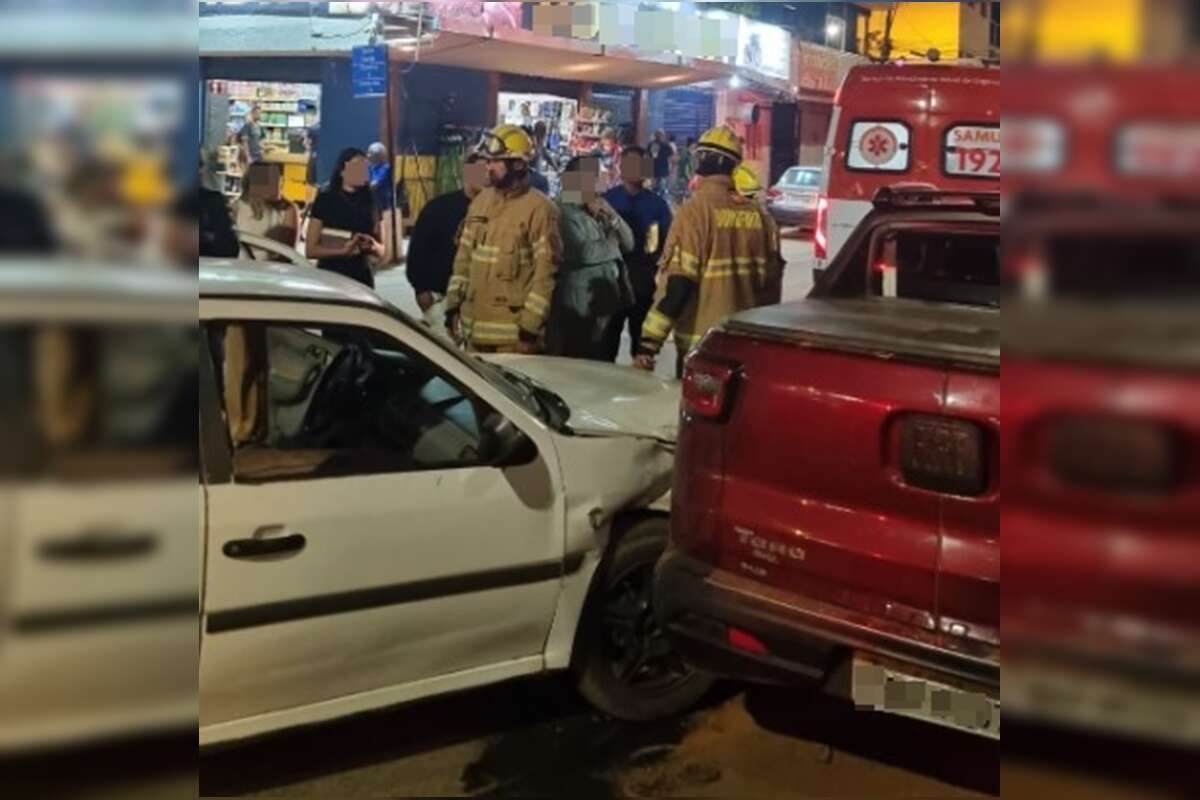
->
[[223, 533, 307, 559], [39, 530, 158, 561]]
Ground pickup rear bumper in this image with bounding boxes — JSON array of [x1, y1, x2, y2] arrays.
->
[[654, 548, 1000, 695]]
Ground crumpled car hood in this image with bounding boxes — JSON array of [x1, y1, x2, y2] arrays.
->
[[483, 355, 681, 442]]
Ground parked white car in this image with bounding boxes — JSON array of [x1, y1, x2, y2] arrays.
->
[[197, 260, 710, 746]]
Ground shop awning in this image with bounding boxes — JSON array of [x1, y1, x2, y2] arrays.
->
[[396, 22, 735, 90]]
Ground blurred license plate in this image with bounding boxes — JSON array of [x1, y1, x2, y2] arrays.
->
[[783, 193, 816, 208], [852, 657, 1000, 739]]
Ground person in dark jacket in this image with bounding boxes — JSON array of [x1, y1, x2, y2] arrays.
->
[[601, 145, 672, 361], [0, 185, 56, 253], [406, 152, 488, 337]]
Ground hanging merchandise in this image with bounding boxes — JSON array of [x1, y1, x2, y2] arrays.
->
[[571, 104, 614, 155]]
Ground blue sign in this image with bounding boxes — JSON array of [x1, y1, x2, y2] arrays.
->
[[351, 44, 389, 98]]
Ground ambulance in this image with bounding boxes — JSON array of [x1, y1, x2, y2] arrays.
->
[[815, 63, 1000, 267]]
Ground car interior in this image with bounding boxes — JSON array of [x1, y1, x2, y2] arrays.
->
[[820, 221, 1000, 308], [211, 323, 487, 481]]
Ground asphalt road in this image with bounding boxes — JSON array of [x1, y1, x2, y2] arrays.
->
[[200, 676, 999, 798], [374, 233, 817, 380]]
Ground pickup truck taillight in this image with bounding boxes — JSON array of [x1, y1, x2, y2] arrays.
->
[[814, 195, 829, 260], [899, 415, 988, 496], [683, 355, 739, 421]]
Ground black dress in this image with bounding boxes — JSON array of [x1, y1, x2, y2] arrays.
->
[[310, 186, 378, 288]]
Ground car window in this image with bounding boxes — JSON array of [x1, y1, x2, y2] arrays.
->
[[210, 321, 492, 482], [0, 323, 198, 480], [871, 229, 1000, 308], [782, 169, 820, 188]]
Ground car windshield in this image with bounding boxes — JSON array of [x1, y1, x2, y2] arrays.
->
[[782, 169, 820, 188]]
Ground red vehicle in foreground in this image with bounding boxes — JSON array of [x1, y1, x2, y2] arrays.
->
[[1001, 65, 1200, 749], [654, 187, 1001, 737]]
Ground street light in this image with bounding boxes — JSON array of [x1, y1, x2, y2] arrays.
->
[[825, 14, 845, 50]]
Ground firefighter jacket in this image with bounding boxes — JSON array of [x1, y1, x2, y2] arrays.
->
[[445, 184, 563, 350], [640, 175, 784, 355]]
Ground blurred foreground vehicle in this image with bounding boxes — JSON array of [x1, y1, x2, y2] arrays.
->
[[0, 264, 198, 753], [197, 259, 709, 747], [655, 187, 1001, 738], [1004, 64, 1200, 748]]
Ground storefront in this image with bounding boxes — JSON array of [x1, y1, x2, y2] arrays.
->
[[792, 41, 867, 167], [205, 78, 321, 204]]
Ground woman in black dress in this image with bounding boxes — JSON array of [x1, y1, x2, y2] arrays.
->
[[305, 147, 385, 288]]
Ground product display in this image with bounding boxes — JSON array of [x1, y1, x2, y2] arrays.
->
[[570, 105, 615, 154], [209, 80, 321, 152]]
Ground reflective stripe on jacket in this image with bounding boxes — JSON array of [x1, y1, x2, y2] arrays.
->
[[640, 175, 783, 354], [445, 184, 563, 349]]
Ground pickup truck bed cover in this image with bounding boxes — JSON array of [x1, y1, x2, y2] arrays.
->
[[722, 298, 1000, 373]]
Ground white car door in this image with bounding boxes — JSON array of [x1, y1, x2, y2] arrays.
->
[[0, 319, 198, 751], [198, 299, 565, 741]]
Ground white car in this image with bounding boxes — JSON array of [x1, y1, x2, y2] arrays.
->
[[236, 230, 311, 267], [196, 260, 710, 746], [0, 264, 198, 753]]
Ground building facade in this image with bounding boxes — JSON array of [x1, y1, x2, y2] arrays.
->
[[859, 1, 999, 62]]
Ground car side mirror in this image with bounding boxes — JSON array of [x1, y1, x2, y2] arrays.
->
[[481, 413, 538, 468]]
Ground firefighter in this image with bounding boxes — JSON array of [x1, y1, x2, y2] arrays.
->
[[731, 164, 785, 306], [445, 124, 563, 354], [635, 126, 783, 374]]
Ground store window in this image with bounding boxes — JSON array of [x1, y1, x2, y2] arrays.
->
[[205, 79, 321, 205]]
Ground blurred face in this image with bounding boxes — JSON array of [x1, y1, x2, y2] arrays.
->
[[341, 155, 369, 189], [463, 159, 488, 195], [246, 165, 283, 201], [250, 106, 261, 123], [619, 152, 651, 186], [561, 157, 601, 204]]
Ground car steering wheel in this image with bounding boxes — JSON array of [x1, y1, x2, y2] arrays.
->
[[301, 344, 373, 447]]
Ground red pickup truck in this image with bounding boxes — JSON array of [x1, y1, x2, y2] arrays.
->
[[654, 187, 1001, 737]]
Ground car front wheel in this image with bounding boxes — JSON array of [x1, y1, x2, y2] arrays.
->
[[572, 516, 715, 721]]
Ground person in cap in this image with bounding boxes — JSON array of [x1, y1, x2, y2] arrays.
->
[[636, 126, 784, 376], [444, 124, 563, 353]]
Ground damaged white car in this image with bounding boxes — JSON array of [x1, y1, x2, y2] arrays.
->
[[199, 260, 712, 747]]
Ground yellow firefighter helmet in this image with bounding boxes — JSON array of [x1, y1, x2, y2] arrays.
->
[[697, 125, 744, 163], [732, 164, 763, 197], [480, 124, 535, 163]]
